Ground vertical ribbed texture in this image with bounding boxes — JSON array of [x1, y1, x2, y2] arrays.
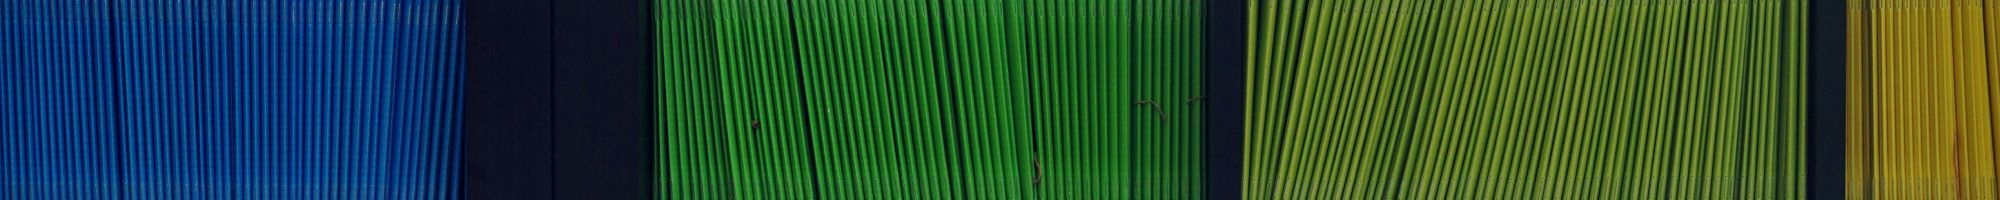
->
[[1, 0, 462, 199], [655, 0, 1202, 199], [1241, 0, 1805, 199], [1846, 0, 1999, 199]]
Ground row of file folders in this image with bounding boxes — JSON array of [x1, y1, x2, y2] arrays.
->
[[3, 0, 1993, 199]]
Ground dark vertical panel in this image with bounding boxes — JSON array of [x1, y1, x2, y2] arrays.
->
[[1201, 0, 1247, 199], [465, 0, 556, 198], [468, 0, 654, 198], [550, 0, 656, 198], [1805, 0, 1845, 198]]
